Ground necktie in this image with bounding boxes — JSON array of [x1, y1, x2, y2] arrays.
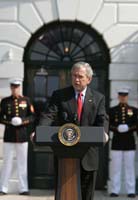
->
[[77, 92, 83, 121]]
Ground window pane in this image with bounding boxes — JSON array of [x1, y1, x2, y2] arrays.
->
[[47, 76, 59, 96]]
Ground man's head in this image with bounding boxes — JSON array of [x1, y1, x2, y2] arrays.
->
[[9, 78, 22, 97], [117, 87, 129, 104], [71, 62, 93, 92]]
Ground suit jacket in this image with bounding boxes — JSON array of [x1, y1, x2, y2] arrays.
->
[[39, 86, 108, 171]]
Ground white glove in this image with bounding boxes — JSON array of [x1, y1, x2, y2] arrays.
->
[[117, 124, 129, 133], [11, 117, 22, 126]]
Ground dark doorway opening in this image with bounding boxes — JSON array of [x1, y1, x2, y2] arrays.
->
[[23, 20, 110, 189]]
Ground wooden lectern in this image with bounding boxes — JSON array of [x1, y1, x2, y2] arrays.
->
[[36, 125, 104, 200]]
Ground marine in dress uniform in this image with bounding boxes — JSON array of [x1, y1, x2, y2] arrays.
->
[[109, 88, 138, 198], [0, 78, 35, 195]]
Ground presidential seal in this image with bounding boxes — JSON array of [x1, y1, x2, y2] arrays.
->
[[58, 123, 81, 146]]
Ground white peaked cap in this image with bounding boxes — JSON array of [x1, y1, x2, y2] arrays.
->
[[117, 86, 130, 95], [9, 77, 22, 85]]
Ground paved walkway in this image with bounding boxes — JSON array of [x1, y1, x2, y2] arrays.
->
[[0, 190, 138, 200]]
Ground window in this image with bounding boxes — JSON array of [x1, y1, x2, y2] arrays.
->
[[24, 21, 110, 68]]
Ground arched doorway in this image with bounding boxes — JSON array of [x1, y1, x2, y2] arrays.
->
[[23, 21, 110, 189]]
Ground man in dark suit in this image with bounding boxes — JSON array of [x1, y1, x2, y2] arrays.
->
[[39, 62, 108, 200]]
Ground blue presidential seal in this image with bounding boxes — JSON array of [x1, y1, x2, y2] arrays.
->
[[58, 123, 81, 146]]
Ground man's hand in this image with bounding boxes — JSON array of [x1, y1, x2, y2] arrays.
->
[[104, 132, 109, 143], [11, 117, 22, 126], [30, 132, 35, 143]]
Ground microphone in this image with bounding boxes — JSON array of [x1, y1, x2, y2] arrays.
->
[[62, 112, 79, 124], [73, 113, 78, 125], [62, 112, 68, 122]]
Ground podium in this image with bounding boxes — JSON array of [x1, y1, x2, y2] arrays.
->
[[36, 125, 104, 200]]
